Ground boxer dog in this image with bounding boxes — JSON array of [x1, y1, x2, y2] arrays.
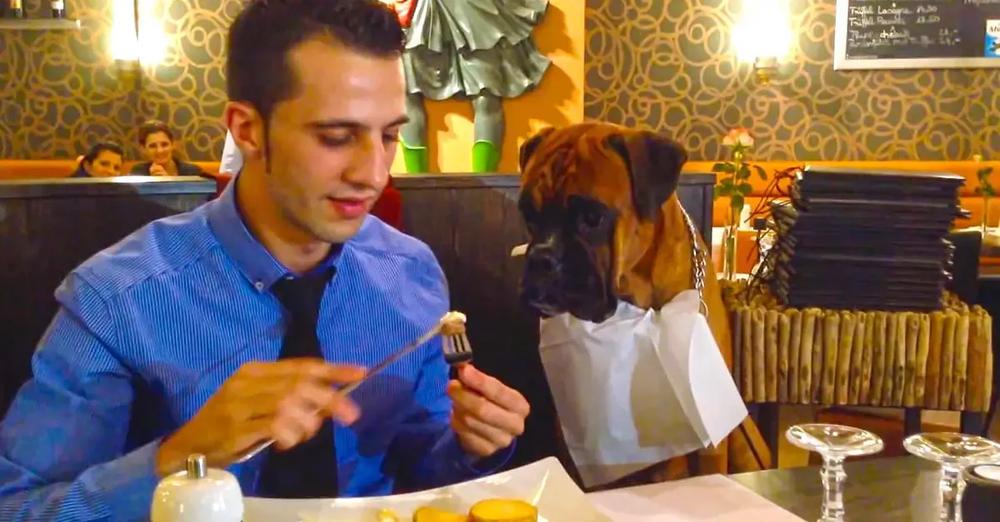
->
[[517, 122, 771, 485]]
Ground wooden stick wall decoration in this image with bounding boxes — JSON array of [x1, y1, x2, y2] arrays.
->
[[724, 282, 993, 412]]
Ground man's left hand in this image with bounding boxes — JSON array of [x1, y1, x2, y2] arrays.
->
[[448, 364, 530, 458]]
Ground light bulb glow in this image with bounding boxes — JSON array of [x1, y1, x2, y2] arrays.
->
[[732, 0, 794, 63]]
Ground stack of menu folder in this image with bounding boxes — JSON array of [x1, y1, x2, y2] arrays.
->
[[770, 166, 967, 311]]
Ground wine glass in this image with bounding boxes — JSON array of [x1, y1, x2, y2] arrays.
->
[[903, 433, 1000, 522], [786, 423, 885, 522]]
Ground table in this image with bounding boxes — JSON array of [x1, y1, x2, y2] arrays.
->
[[587, 473, 803, 521], [730, 456, 942, 522]]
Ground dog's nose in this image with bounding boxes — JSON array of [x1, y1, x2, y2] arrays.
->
[[526, 242, 560, 275], [527, 250, 556, 274]]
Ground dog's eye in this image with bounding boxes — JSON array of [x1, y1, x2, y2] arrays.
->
[[579, 208, 606, 230]]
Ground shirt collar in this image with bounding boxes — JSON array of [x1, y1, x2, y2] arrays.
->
[[207, 175, 341, 293]]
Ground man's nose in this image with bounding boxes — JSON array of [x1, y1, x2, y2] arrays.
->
[[344, 134, 390, 189]]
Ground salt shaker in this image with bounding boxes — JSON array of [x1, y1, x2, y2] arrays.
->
[[150, 454, 243, 522], [961, 463, 1000, 522]]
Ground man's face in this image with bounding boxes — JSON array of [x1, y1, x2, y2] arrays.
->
[[85, 150, 123, 177], [262, 38, 406, 245]]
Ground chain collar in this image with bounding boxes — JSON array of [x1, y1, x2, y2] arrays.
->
[[679, 206, 709, 317]]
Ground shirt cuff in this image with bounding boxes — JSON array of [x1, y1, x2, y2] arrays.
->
[[80, 438, 163, 520]]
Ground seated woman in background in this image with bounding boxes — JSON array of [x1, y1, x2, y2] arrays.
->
[[129, 120, 205, 176], [71, 142, 124, 177]]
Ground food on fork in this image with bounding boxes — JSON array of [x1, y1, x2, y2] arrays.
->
[[440, 311, 467, 336], [469, 499, 538, 522]]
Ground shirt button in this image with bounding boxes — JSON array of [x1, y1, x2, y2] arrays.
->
[[254, 281, 264, 291]]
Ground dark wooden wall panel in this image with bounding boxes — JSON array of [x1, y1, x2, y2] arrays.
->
[[0, 178, 216, 417]]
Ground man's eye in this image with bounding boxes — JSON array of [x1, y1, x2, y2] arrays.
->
[[318, 133, 354, 147], [383, 133, 400, 144]]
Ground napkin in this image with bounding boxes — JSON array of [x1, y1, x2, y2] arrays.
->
[[539, 290, 747, 487]]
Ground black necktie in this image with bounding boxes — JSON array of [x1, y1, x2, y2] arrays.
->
[[257, 269, 339, 498]]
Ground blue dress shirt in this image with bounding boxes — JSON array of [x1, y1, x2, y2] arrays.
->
[[0, 178, 509, 520]]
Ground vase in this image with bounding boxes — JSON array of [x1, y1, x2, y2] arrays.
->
[[722, 224, 738, 280], [982, 196, 991, 237]]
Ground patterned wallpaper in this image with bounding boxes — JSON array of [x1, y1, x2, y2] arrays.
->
[[4, 0, 999, 161], [0, 0, 236, 160], [584, 0, 1000, 161]]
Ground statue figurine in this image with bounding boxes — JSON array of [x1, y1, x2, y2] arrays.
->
[[385, 0, 551, 172]]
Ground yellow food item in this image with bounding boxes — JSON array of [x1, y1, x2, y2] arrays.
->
[[412, 506, 468, 522], [468, 499, 538, 522]]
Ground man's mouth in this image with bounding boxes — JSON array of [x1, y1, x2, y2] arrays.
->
[[327, 197, 372, 219]]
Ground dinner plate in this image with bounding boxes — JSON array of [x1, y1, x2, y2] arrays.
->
[[243, 457, 611, 522]]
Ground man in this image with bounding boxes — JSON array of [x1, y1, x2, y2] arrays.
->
[[0, 0, 529, 519]]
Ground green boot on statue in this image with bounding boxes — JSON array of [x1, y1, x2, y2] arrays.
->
[[401, 141, 429, 173], [472, 140, 500, 173]]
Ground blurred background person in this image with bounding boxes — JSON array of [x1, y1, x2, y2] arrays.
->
[[129, 120, 205, 176], [70, 142, 124, 178]]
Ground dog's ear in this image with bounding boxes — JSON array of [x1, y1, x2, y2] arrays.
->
[[605, 131, 687, 220], [519, 127, 555, 172]]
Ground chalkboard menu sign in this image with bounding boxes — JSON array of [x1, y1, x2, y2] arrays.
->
[[835, 0, 1000, 69]]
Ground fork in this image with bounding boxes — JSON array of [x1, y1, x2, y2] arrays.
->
[[234, 311, 473, 463], [443, 327, 474, 366]]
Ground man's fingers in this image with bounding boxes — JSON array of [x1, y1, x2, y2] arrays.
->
[[448, 382, 524, 437], [451, 415, 499, 458], [456, 365, 530, 418], [322, 394, 361, 425], [455, 411, 516, 449], [229, 416, 280, 458], [270, 421, 307, 451], [270, 403, 327, 450]]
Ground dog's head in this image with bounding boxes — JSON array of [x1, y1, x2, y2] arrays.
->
[[517, 123, 687, 322]]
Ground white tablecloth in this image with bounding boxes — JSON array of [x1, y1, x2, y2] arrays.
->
[[587, 474, 805, 521]]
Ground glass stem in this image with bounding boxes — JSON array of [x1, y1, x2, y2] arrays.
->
[[939, 465, 964, 522], [820, 455, 846, 522]]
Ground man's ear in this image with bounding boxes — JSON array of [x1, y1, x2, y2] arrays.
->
[[224, 101, 265, 160], [519, 127, 555, 173], [605, 130, 687, 220]]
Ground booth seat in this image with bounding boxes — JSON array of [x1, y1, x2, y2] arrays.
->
[[0, 160, 221, 180], [0, 160, 404, 230], [4, 158, 1000, 230]]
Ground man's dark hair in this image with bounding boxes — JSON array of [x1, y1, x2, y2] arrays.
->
[[137, 120, 174, 146], [82, 142, 124, 164], [227, 0, 404, 123]]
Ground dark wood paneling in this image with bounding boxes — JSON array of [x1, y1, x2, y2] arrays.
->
[[0, 176, 216, 199], [0, 178, 216, 416], [397, 173, 716, 467]]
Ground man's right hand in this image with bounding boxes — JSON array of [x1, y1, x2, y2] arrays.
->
[[155, 358, 365, 476]]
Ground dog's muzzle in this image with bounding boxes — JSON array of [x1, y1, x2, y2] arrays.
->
[[519, 239, 568, 318], [515, 234, 616, 322]]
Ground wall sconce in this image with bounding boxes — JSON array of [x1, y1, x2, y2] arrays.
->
[[109, 0, 167, 72], [732, 0, 793, 84]]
